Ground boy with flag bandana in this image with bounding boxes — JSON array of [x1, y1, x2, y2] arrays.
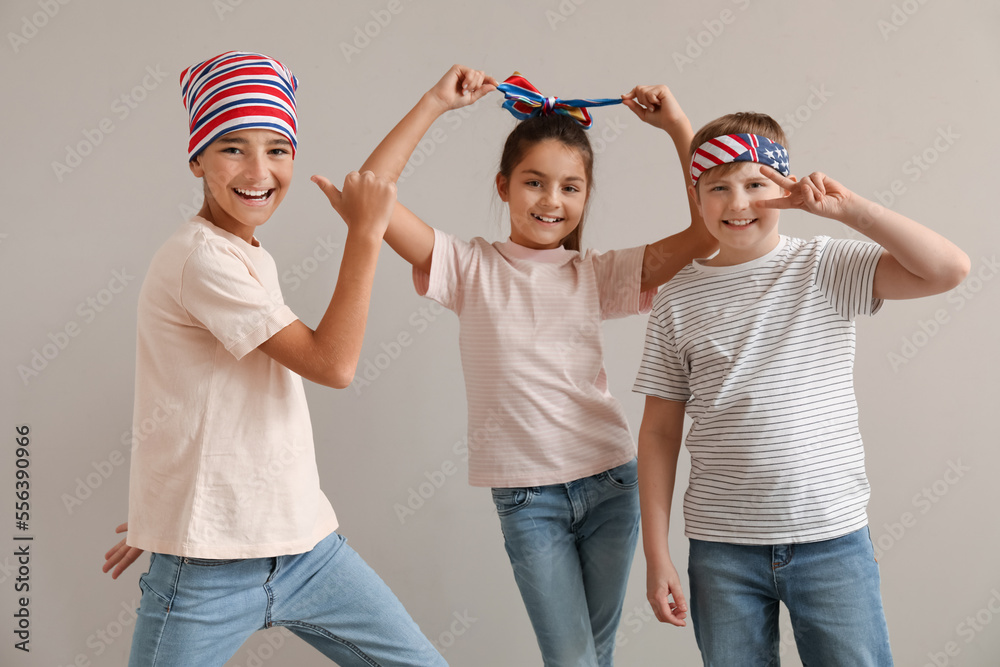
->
[[100, 51, 482, 666], [633, 111, 970, 665]]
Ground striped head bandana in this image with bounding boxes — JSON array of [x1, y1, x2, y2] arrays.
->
[[180, 51, 299, 161], [497, 72, 622, 130], [690, 133, 789, 185]]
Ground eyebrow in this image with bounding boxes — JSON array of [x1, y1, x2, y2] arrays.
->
[[521, 169, 585, 183]]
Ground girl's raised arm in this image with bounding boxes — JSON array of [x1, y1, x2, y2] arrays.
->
[[623, 85, 718, 291], [316, 66, 496, 274]]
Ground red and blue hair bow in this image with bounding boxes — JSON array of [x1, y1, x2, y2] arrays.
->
[[496, 72, 622, 130]]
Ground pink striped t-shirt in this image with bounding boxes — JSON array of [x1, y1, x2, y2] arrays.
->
[[414, 229, 654, 488]]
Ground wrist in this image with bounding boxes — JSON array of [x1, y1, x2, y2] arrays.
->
[[417, 91, 450, 118], [344, 225, 386, 248]]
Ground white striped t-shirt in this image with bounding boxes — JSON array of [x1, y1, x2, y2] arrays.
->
[[414, 229, 654, 488], [633, 236, 884, 544]]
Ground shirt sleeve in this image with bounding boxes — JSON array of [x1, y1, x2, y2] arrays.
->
[[632, 296, 691, 402], [590, 245, 657, 320], [179, 241, 296, 360], [814, 237, 884, 321], [412, 228, 476, 315]]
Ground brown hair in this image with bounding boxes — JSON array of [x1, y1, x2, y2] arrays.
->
[[497, 115, 594, 252], [690, 112, 788, 192]]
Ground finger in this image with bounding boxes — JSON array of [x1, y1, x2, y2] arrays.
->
[[806, 172, 827, 197], [115, 522, 128, 534], [752, 196, 795, 210], [104, 537, 126, 562], [758, 165, 796, 191], [621, 97, 646, 119], [311, 174, 343, 202], [468, 83, 497, 103], [113, 549, 143, 580]]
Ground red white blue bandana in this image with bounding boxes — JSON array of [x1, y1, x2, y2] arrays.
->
[[690, 133, 789, 185], [180, 51, 299, 161], [497, 72, 622, 130]]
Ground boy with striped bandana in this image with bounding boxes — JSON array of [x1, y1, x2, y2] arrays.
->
[[632, 112, 969, 665], [103, 52, 450, 666]]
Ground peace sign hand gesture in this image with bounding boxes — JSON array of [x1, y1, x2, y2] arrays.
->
[[753, 165, 857, 222]]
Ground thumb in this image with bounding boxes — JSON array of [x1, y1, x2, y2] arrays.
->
[[311, 174, 342, 206], [621, 97, 645, 120]]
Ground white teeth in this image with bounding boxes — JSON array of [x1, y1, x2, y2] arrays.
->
[[533, 214, 562, 223], [725, 219, 755, 227], [235, 188, 270, 198]]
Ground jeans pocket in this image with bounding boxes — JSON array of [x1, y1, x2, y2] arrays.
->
[[491, 487, 535, 516], [181, 557, 244, 567], [601, 458, 639, 490]]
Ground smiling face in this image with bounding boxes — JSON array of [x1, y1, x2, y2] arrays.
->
[[496, 139, 588, 250], [189, 128, 294, 243], [692, 161, 789, 266]]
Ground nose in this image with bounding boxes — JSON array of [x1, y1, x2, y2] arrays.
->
[[729, 187, 750, 211], [243, 152, 269, 182], [539, 184, 560, 208]]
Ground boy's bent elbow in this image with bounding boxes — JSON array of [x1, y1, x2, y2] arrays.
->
[[324, 364, 356, 390]]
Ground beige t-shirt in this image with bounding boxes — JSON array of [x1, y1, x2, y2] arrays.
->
[[127, 217, 338, 558], [414, 230, 654, 488]]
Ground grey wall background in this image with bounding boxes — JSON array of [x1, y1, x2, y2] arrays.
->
[[3, 0, 999, 665]]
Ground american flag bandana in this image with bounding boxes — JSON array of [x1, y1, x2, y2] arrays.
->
[[180, 51, 299, 161], [497, 72, 622, 130], [690, 133, 789, 185]]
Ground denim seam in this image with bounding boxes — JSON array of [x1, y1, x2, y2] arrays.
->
[[273, 620, 381, 667], [145, 555, 184, 666]]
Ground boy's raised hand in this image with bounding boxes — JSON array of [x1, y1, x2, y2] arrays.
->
[[754, 165, 856, 221], [311, 170, 397, 238], [426, 64, 497, 113], [622, 85, 689, 136]]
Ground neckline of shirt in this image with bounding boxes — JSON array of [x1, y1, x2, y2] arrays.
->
[[692, 236, 789, 275], [496, 238, 576, 265], [192, 215, 263, 252]]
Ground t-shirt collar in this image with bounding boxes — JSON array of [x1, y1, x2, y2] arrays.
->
[[497, 238, 576, 265]]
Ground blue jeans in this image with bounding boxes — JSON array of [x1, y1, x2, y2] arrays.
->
[[128, 531, 446, 667], [492, 458, 641, 667], [688, 526, 893, 666]]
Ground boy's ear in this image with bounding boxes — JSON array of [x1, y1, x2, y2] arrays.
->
[[189, 157, 204, 178], [495, 173, 509, 202], [688, 183, 701, 208]]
